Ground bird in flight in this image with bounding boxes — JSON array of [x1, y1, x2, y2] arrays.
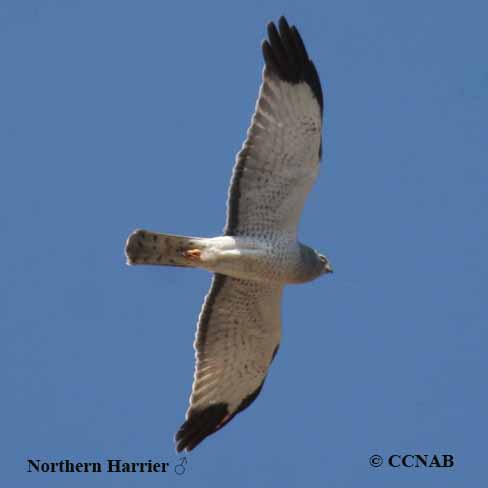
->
[[125, 16, 332, 452]]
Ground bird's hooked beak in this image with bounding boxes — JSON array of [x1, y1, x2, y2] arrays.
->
[[325, 262, 333, 274]]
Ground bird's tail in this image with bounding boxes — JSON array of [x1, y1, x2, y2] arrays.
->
[[125, 229, 204, 268]]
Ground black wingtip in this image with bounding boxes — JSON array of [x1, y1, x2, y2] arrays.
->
[[262, 17, 323, 115], [174, 381, 266, 452], [277, 16, 292, 41], [175, 403, 229, 452]]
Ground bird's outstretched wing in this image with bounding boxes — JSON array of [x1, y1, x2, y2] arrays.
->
[[225, 16, 324, 239], [175, 274, 282, 452]]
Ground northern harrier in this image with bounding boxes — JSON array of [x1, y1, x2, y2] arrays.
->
[[125, 16, 332, 452]]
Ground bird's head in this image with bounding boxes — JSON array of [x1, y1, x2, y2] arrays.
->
[[297, 244, 333, 282], [317, 252, 333, 275]]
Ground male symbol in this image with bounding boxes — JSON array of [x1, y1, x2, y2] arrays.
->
[[174, 457, 187, 475]]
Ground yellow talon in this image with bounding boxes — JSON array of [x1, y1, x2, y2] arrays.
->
[[183, 249, 202, 260]]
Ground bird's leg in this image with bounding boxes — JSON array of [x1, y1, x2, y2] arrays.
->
[[182, 249, 202, 261]]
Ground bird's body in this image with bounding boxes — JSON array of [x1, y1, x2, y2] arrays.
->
[[127, 230, 326, 284], [125, 17, 332, 452]]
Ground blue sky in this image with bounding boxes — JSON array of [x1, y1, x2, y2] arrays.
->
[[2, 0, 487, 486]]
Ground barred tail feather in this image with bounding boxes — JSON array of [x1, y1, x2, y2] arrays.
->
[[125, 229, 203, 267]]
